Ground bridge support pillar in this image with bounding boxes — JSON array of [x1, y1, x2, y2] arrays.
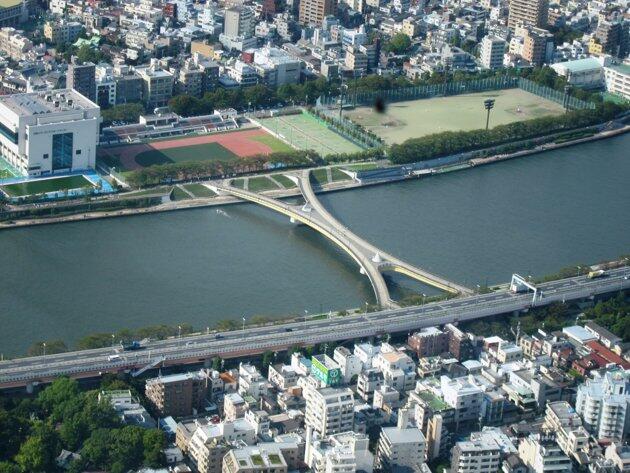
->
[[26, 382, 34, 394], [290, 217, 296, 224]]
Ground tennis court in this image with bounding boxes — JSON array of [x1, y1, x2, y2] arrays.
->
[[259, 113, 362, 157]]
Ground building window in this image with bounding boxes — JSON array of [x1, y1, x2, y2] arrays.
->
[[52, 132, 73, 171], [76, 149, 81, 155], [43, 153, 49, 159]]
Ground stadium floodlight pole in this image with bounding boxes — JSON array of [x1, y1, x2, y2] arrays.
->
[[484, 99, 495, 130], [563, 85, 571, 113], [339, 82, 348, 121]]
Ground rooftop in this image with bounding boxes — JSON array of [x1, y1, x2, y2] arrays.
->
[[416, 390, 450, 412], [381, 426, 425, 444], [554, 57, 603, 72], [0, 89, 97, 116]]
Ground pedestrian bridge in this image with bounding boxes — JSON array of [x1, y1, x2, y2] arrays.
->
[[207, 169, 473, 308]]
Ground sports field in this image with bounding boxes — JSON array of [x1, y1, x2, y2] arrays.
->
[[0, 175, 95, 197], [97, 128, 289, 171], [344, 89, 566, 144], [259, 113, 362, 157]]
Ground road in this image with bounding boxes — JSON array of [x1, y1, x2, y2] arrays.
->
[[0, 267, 628, 388]]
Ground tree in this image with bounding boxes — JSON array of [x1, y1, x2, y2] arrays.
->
[[0, 462, 19, 473], [27, 340, 67, 357], [76, 44, 103, 64], [142, 429, 166, 467], [261, 350, 274, 374], [384, 33, 411, 54], [80, 429, 110, 469], [0, 409, 30, 461], [14, 424, 60, 473], [38, 377, 80, 414], [101, 103, 145, 126]]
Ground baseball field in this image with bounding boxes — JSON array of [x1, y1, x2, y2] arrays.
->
[[344, 88, 566, 144]]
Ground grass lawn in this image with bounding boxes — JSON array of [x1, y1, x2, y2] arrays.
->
[[311, 168, 329, 186], [249, 133, 294, 153], [1, 175, 94, 197], [248, 176, 279, 192], [183, 183, 216, 198], [346, 163, 379, 171], [171, 187, 190, 201], [345, 89, 565, 144], [331, 168, 351, 181], [272, 174, 296, 188], [127, 186, 172, 197], [135, 142, 237, 167], [232, 178, 246, 189]]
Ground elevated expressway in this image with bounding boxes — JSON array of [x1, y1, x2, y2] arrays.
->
[[208, 169, 472, 309], [0, 268, 628, 390]]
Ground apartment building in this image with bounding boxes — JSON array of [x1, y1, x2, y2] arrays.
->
[[507, 0, 549, 30], [575, 368, 630, 442], [299, 0, 337, 26], [372, 349, 416, 393], [518, 433, 572, 473], [136, 63, 175, 109], [224, 6, 254, 39], [440, 376, 484, 428], [305, 429, 374, 473], [333, 346, 362, 384], [223, 442, 300, 473], [542, 402, 589, 462], [67, 59, 96, 102], [376, 410, 426, 472], [224, 392, 248, 422], [305, 387, 355, 437], [43, 19, 83, 44], [446, 324, 476, 361], [408, 328, 450, 358], [451, 436, 502, 473], [0, 27, 32, 61], [480, 35, 507, 69], [145, 371, 209, 417]]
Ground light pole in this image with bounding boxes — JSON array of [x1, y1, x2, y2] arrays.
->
[[42, 342, 46, 357], [178, 325, 182, 340], [304, 309, 308, 323], [484, 99, 495, 130], [422, 293, 426, 305], [563, 85, 571, 113], [339, 83, 348, 121]]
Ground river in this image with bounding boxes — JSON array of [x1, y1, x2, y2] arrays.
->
[[0, 134, 628, 355]]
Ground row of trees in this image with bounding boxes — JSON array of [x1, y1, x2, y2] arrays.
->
[[0, 378, 166, 473], [125, 149, 320, 188], [389, 101, 626, 164]]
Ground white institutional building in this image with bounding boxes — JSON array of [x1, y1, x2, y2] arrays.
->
[[0, 89, 100, 177]]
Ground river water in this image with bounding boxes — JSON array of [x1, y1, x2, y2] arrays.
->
[[1, 134, 628, 355]]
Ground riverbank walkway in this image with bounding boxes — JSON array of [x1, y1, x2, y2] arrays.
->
[[208, 169, 473, 308]]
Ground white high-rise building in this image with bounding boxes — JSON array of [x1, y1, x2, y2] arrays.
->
[[305, 386, 355, 437], [376, 410, 426, 472], [518, 433, 572, 473], [305, 429, 374, 473], [480, 35, 507, 69], [575, 369, 630, 442]]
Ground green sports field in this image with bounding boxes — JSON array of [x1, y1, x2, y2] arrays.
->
[[0, 175, 94, 197], [259, 113, 362, 157], [249, 134, 294, 153], [135, 142, 237, 167], [345, 89, 566, 144]]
